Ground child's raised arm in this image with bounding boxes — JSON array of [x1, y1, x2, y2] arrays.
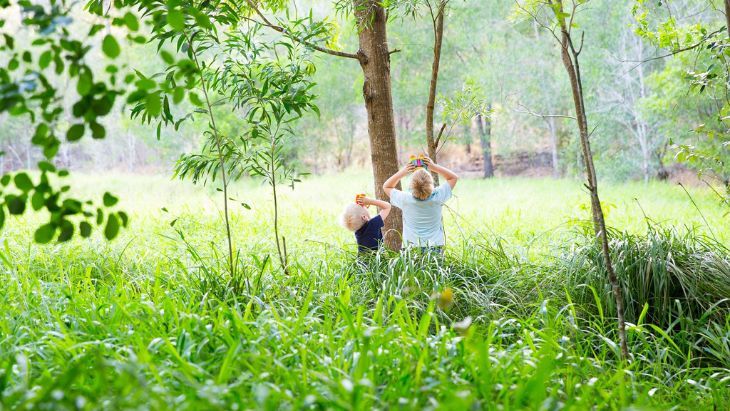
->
[[423, 157, 459, 189], [359, 197, 391, 221], [383, 164, 415, 197]]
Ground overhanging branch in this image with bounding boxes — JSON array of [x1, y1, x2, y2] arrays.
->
[[245, 0, 361, 61]]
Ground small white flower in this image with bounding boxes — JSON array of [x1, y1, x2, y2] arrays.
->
[[453, 317, 472, 333]]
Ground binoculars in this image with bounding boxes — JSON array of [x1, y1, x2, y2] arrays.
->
[[409, 154, 428, 169]]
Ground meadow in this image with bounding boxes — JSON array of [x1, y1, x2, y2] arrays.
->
[[1, 172, 728, 410]]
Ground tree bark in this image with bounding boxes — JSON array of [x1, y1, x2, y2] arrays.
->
[[426, 1, 446, 185], [355, 0, 403, 250], [551, 0, 629, 360], [476, 111, 494, 178]]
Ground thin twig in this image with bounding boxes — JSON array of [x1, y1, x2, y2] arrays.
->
[[625, 27, 725, 72], [679, 182, 718, 241], [513, 101, 576, 119]]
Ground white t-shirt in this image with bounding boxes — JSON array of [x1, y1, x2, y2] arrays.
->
[[389, 183, 452, 247]]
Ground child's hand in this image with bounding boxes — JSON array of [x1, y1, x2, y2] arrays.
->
[[357, 196, 372, 206], [404, 163, 416, 173], [422, 156, 434, 167]]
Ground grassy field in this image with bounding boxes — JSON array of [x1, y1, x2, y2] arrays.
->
[[1, 172, 728, 410]]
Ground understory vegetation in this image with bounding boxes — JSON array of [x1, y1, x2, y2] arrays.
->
[[1, 175, 728, 409]]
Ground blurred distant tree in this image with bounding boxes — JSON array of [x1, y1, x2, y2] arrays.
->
[[599, 19, 664, 183], [442, 80, 492, 177], [633, 0, 729, 198]]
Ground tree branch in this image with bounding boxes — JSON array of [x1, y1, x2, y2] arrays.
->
[[513, 101, 576, 120], [245, 0, 361, 61], [434, 123, 447, 147], [625, 27, 725, 72]]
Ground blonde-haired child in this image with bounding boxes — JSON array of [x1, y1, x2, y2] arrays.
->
[[383, 156, 458, 251], [340, 196, 391, 252]]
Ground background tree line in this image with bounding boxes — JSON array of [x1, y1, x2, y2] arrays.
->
[[2, 0, 725, 186]]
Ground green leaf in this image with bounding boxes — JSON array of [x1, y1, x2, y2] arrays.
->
[[118, 211, 129, 227], [0, 175, 10, 186], [189, 92, 203, 107], [104, 213, 120, 240], [89, 24, 105, 36], [0, 208, 5, 230], [6, 195, 25, 215], [37, 161, 56, 173], [34, 223, 55, 244], [167, 10, 185, 31], [173, 87, 185, 104], [103, 192, 119, 207], [194, 12, 212, 29], [57, 220, 74, 242], [135, 76, 156, 91], [90, 122, 106, 139], [160, 50, 175, 65], [146, 93, 161, 116], [3, 33, 13, 49], [66, 124, 85, 141], [79, 221, 92, 238], [39, 50, 52, 69], [31, 191, 44, 211], [13, 173, 33, 192], [123, 12, 139, 31], [102, 34, 121, 59], [77, 69, 92, 96]]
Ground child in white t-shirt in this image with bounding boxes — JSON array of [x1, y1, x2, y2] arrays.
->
[[382, 156, 458, 251]]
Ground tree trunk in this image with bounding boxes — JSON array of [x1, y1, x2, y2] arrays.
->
[[547, 116, 560, 177], [426, 1, 445, 185], [725, 0, 730, 38], [476, 111, 494, 178], [552, 0, 629, 360], [355, 0, 402, 250]]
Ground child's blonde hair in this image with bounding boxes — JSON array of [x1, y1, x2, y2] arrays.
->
[[340, 203, 369, 231], [410, 169, 434, 200]]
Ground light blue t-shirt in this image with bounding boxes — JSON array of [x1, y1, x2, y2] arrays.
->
[[389, 183, 452, 246]]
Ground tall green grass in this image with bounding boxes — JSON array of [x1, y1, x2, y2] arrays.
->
[[0, 173, 728, 409]]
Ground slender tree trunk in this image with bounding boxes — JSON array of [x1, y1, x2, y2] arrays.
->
[[476, 111, 494, 178], [426, 1, 445, 184], [270, 131, 288, 275], [552, 0, 629, 360], [355, 0, 402, 250], [187, 35, 237, 282], [725, 0, 730, 38], [547, 116, 560, 177]]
